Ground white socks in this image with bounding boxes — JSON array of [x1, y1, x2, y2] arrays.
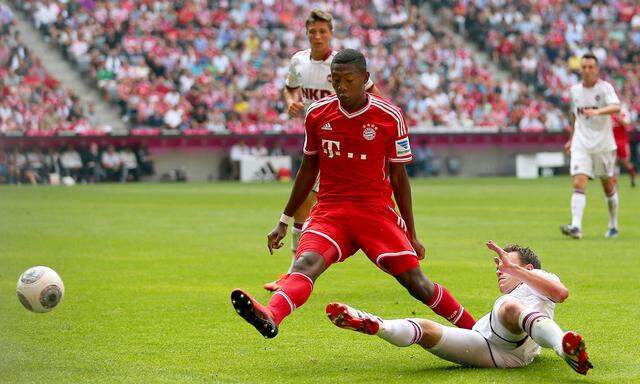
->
[[571, 190, 586, 229], [519, 310, 564, 357], [288, 225, 303, 273], [605, 191, 618, 229], [377, 319, 423, 347]]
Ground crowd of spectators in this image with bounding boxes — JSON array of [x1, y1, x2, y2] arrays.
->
[[0, 3, 107, 136], [433, 0, 640, 127], [0, 142, 154, 184], [7, 0, 572, 133]]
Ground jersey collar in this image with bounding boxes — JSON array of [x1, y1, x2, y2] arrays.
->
[[310, 49, 333, 63], [338, 94, 371, 119]]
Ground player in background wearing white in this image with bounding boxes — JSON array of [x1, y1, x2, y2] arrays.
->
[[264, 9, 382, 291], [561, 53, 621, 240], [326, 241, 593, 376]]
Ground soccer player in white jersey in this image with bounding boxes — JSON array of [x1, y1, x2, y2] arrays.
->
[[264, 9, 381, 291], [326, 241, 593, 376], [561, 53, 621, 239]]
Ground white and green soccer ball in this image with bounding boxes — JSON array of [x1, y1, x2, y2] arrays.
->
[[16, 266, 65, 313]]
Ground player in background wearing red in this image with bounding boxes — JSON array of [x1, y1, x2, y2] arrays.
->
[[264, 10, 382, 292], [612, 106, 636, 188], [326, 241, 592, 376], [231, 49, 475, 338]]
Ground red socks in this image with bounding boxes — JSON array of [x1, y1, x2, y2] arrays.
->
[[267, 272, 314, 325], [426, 283, 476, 329]]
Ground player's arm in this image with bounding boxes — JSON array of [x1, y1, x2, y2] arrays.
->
[[389, 163, 425, 260], [583, 104, 620, 117], [564, 114, 575, 154], [487, 241, 569, 303], [284, 86, 304, 118], [266, 154, 319, 254]]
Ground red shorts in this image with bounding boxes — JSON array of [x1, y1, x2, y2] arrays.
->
[[616, 141, 630, 161], [296, 202, 419, 276]]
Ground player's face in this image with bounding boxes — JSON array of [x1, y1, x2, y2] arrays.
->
[[496, 252, 529, 293], [330, 63, 369, 107], [580, 58, 599, 84], [306, 21, 332, 52]]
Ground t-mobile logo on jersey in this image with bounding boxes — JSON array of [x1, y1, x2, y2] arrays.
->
[[322, 139, 341, 158]]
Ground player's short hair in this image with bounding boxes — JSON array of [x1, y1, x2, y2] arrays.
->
[[306, 9, 333, 30], [332, 49, 367, 73], [504, 244, 541, 269], [581, 53, 599, 65]]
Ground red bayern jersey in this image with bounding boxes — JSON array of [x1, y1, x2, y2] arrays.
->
[[303, 94, 412, 205], [612, 109, 631, 143]]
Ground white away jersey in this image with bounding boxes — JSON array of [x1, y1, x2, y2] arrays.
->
[[570, 80, 620, 153], [286, 49, 374, 112]]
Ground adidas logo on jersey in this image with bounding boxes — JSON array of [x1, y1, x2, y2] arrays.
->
[[321, 123, 332, 131]]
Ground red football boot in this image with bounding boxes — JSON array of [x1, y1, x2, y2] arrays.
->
[[326, 302, 381, 335], [263, 274, 288, 292], [231, 289, 278, 338], [562, 331, 593, 375]]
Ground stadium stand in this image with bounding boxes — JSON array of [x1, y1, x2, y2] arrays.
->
[[0, 3, 106, 136], [432, 0, 640, 125], [7, 0, 570, 133]]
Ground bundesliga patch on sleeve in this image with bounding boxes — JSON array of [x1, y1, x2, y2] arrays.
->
[[395, 138, 411, 156]]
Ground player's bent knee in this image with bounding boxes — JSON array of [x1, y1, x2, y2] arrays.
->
[[415, 319, 443, 348], [395, 268, 435, 300], [498, 298, 525, 332], [291, 252, 325, 279]]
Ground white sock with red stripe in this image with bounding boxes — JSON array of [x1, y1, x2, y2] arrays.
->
[[376, 318, 423, 347], [519, 309, 564, 356]]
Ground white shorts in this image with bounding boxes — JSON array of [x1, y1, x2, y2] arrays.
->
[[426, 297, 540, 368], [570, 149, 616, 179]]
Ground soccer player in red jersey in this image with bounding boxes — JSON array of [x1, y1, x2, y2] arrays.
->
[[264, 10, 382, 292], [231, 49, 475, 338], [612, 107, 636, 187]]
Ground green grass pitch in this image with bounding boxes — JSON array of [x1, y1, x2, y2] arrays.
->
[[1, 177, 639, 383]]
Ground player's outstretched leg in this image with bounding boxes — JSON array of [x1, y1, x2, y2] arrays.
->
[[234, 252, 325, 338], [395, 267, 476, 329], [500, 298, 592, 375], [326, 302, 425, 347]]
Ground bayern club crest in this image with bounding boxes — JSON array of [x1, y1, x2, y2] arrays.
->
[[362, 123, 377, 140]]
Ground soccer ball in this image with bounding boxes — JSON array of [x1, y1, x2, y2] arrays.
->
[[16, 266, 65, 313]]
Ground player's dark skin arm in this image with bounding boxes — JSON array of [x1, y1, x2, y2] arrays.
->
[[389, 163, 436, 300], [267, 154, 319, 254], [389, 163, 424, 260]]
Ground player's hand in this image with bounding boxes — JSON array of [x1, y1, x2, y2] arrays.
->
[[287, 102, 304, 118], [563, 140, 571, 155], [486, 240, 516, 274], [410, 238, 426, 260], [267, 222, 288, 255]]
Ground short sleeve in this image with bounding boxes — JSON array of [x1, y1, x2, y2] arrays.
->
[[604, 82, 620, 106], [387, 108, 412, 163], [303, 111, 318, 155], [569, 87, 578, 115], [285, 54, 301, 89]]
